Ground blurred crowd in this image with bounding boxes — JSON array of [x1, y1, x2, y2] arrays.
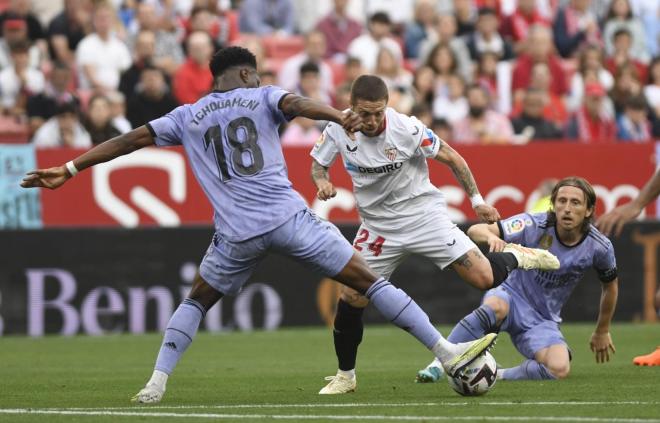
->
[[0, 0, 658, 148]]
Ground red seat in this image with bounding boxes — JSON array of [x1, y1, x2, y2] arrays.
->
[[262, 35, 305, 59]]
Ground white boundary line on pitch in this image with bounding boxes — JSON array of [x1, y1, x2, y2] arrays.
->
[[1, 409, 660, 422], [41, 401, 660, 411]]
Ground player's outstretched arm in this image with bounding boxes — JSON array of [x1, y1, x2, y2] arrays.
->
[[433, 141, 500, 223], [596, 169, 660, 236], [21, 126, 155, 190], [590, 278, 618, 363], [311, 159, 336, 201], [279, 94, 362, 133], [466, 223, 507, 252]]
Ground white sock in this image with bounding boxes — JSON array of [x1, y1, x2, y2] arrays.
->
[[147, 369, 168, 390], [431, 337, 457, 365], [428, 357, 443, 369], [337, 369, 355, 379]]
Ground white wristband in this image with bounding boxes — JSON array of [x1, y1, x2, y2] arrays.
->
[[470, 194, 485, 208], [65, 161, 79, 177]]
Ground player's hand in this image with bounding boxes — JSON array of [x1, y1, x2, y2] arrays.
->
[[486, 234, 507, 252], [590, 331, 616, 363], [316, 180, 337, 201], [340, 110, 362, 138], [474, 204, 500, 224], [20, 166, 71, 190], [595, 203, 642, 237]]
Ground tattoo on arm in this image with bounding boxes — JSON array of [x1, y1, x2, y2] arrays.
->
[[311, 160, 330, 183], [451, 163, 479, 197], [454, 250, 486, 270]]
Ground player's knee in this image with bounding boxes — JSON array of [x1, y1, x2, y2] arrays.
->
[[483, 297, 509, 323], [547, 361, 570, 379], [334, 253, 379, 294]]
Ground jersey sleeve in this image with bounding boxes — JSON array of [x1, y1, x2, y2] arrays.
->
[[263, 85, 294, 125], [593, 241, 618, 283], [147, 105, 186, 147], [497, 212, 537, 244], [417, 126, 442, 158], [310, 124, 340, 167]]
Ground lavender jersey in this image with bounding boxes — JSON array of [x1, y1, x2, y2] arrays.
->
[[498, 212, 617, 323], [147, 86, 306, 241]]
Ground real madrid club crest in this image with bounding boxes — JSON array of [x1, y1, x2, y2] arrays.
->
[[539, 233, 553, 250], [385, 147, 398, 162]]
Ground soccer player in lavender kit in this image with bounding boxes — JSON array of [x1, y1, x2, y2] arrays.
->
[[417, 177, 619, 381], [312, 75, 560, 394], [21, 46, 497, 403]]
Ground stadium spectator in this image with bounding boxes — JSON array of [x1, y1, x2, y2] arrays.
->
[[295, 62, 331, 105], [425, 43, 460, 95], [26, 61, 78, 134], [278, 30, 334, 98], [259, 69, 277, 86], [412, 65, 436, 108], [184, 5, 239, 51], [432, 73, 468, 123], [605, 29, 648, 82], [106, 90, 131, 134], [473, 51, 512, 113], [512, 62, 567, 126], [366, 0, 415, 25], [453, 0, 477, 37], [465, 7, 514, 62], [127, 65, 178, 129], [616, 95, 651, 141], [316, 0, 363, 62], [565, 82, 616, 142], [281, 116, 322, 146], [31, 100, 91, 148], [347, 12, 402, 73], [0, 40, 44, 119], [430, 117, 452, 141], [512, 25, 568, 100], [173, 31, 213, 105], [567, 45, 615, 112], [404, 0, 437, 59], [0, 14, 42, 69], [119, 30, 162, 100], [374, 47, 413, 93], [84, 94, 122, 145], [452, 84, 514, 144], [418, 14, 472, 82], [644, 57, 660, 136], [75, 3, 132, 92], [47, 0, 91, 65], [239, 0, 295, 36], [410, 102, 433, 127], [603, 0, 649, 65], [630, 0, 659, 58], [610, 62, 644, 115], [333, 81, 352, 110], [553, 0, 601, 58], [511, 88, 563, 140], [342, 56, 366, 85], [0, 0, 45, 44], [128, 3, 184, 76], [500, 0, 550, 50]]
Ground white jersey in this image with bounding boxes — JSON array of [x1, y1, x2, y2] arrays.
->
[[311, 107, 445, 233]]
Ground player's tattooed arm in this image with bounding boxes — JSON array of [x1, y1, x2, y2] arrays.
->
[[311, 160, 337, 201], [433, 141, 479, 196]]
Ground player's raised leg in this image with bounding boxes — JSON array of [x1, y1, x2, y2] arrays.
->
[[132, 272, 223, 403]]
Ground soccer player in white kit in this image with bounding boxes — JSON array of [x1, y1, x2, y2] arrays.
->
[[311, 75, 560, 394]]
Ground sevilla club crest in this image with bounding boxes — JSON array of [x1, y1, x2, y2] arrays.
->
[[385, 147, 398, 162]]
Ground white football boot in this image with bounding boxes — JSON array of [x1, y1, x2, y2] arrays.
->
[[318, 373, 357, 395], [131, 370, 167, 404], [443, 333, 497, 377], [504, 243, 560, 270]]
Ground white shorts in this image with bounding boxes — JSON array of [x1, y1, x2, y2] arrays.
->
[[353, 214, 477, 279]]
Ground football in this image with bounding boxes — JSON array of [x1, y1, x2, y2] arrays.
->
[[447, 351, 498, 396]]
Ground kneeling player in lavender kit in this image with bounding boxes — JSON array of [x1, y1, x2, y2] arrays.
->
[[21, 47, 498, 403], [417, 177, 619, 381], [311, 75, 561, 394]]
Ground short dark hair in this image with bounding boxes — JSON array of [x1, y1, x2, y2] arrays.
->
[[478, 7, 497, 17], [54, 99, 79, 116], [613, 28, 632, 40], [625, 95, 647, 110], [209, 46, 257, 78], [370, 11, 391, 25], [350, 75, 389, 104], [547, 176, 597, 232], [299, 61, 320, 76], [9, 39, 30, 54]]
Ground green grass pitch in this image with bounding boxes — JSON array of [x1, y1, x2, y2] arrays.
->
[[1, 323, 659, 422]]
